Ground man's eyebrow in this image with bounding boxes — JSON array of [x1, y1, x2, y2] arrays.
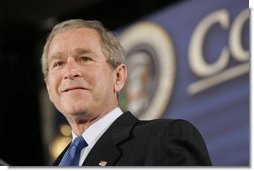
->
[[48, 52, 63, 63], [72, 48, 95, 56], [48, 48, 98, 63]]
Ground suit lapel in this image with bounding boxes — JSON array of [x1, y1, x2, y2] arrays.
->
[[83, 111, 138, 166]]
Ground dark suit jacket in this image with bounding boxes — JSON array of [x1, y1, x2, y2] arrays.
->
[[53, 111, 212, 166]]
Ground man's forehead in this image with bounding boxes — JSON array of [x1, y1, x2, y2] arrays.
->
[[49, 28, 101, 49], [49, 28, 100, 48], [49, 48, 95, 58]]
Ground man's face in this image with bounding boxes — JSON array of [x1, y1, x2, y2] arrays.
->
[[45, 28, 122, 121]]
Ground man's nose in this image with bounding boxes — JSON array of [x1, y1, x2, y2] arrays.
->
[[63, 59, 82, 79]]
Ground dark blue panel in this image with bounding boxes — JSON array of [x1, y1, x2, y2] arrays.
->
[[119, 0, 249, 166]]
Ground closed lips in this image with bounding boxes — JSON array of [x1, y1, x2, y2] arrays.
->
[[62, 87, 87, 92]]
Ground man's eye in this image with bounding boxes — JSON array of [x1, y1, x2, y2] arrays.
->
[[80, 56, 93, 63], [53, 61, 64, 68]]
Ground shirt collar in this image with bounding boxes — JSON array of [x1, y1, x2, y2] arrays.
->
[[72, 107, 123, 146]]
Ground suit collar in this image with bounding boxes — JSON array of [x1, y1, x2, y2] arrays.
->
[[83, 111, 138, 166]]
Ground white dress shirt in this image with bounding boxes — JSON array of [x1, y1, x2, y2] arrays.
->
[[71, 107, 123, 166]]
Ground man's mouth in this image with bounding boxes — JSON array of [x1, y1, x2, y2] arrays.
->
[[62, 87, 87, 92]]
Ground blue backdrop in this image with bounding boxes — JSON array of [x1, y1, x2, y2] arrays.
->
[[118, 0, 249, 166]]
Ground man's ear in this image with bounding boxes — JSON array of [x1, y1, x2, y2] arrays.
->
[[113, 64, 127, 93]]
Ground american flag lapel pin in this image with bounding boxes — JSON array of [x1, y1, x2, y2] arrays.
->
[[99, 160, 107, 166]]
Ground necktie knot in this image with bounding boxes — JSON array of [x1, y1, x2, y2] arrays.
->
[[59, 136, 88, 166], [72, 136, 87, 150]]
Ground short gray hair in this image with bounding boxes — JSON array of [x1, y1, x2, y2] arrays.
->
[[41, 19, 125, 78]]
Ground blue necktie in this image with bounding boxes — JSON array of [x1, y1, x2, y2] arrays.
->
[[59, 136, 88, 166]]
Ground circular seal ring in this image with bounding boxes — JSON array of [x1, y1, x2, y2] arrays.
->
[[120, 22, 176, 120]]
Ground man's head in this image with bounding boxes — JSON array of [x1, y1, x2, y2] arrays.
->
[[42, 19, 127, 128], [42, 19, 125, 79]]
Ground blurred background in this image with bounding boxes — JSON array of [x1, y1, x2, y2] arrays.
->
[[0, 0, 249, 166]]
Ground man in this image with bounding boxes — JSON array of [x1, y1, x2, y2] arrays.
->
[[42, 19, 212, 166]]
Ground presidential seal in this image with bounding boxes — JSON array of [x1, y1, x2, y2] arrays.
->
[[119, 22, 176, 120]]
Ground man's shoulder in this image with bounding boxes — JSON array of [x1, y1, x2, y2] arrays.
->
[[133, 117, 202, 137], [136, 117, 195, 129], [118, 111, 201, 137]]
